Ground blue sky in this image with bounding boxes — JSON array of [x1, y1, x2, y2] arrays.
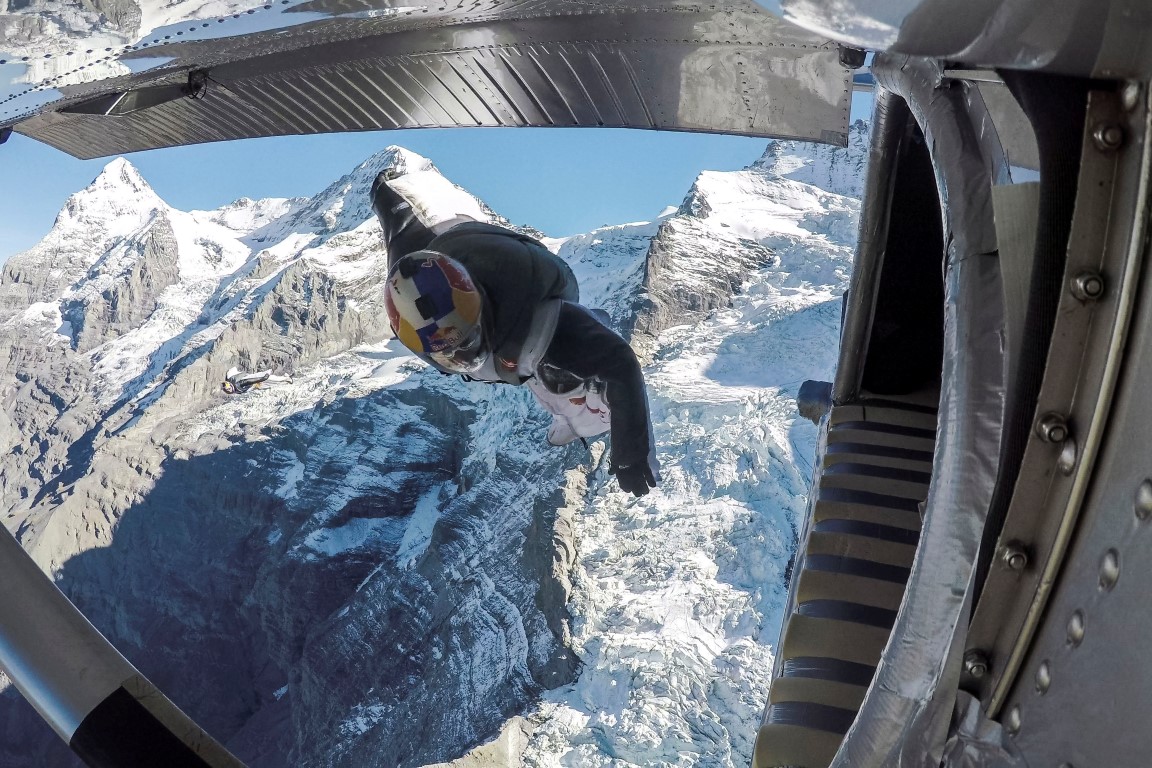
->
[[0, 93, 871, 263]]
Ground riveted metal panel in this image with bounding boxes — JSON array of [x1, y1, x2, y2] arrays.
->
[[990, 86, 1152, 767], [5, 0, 851, 158], [965, 89, 1151, 719], [24, 78, 286, 159]]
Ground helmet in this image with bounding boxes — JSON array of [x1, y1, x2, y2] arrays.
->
[[221, 380, 237, 394], [385, 251, 488, 373]]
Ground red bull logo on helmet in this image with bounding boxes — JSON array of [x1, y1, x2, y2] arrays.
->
[[427, 324, 467, 352]]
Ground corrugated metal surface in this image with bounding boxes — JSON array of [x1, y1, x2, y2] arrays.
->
[[10, 1, 851, 158]]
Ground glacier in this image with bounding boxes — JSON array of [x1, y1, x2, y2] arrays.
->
[[0, 121, 867, 766]]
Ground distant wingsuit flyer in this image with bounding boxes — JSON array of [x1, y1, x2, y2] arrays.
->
[[220, 367, 293, 395], [371, 164, 660, 497]]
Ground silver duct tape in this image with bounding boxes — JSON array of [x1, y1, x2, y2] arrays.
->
[[938, 692, 1028, 767], [829, 53, 1008, 767]]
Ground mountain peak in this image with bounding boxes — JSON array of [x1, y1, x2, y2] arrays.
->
[[752, 119, 871, 198], [91, 156, 154, 196], [57, 156, 163, 226], [277, 144, 473, 240], [374, 145, 436, 177], [337, 145, 438, 192]]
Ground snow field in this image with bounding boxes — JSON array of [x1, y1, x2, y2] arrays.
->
[[519, 165, 857, 766]]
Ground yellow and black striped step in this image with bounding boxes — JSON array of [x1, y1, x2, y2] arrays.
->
[[754, 395, 938, 768]]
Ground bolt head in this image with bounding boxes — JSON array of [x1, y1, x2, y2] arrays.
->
[[1071, 271, 1106, 302], [1037, 413, 1069, 444], [1067, 610, 1086, 647], [1005, 704, 1022, 736], [1135, 479, 1152, 520], [1002, 543, 1029, 571], [1035, 660, 1052, 694], [1093, 122, 1126, 151], [1099, 548, 1120, 591], [964, 649, 989, 678]]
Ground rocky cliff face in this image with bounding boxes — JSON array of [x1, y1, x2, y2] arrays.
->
[[634, 119, 868, 347], [0, 136, 864, 767], [753, 118, 872, 199], [62, 208, 182, 352]]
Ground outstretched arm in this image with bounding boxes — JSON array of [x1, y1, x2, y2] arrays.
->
[[544, 304, 659, 496], [370, 172, 437, 270], [232, 370, 271, 388]]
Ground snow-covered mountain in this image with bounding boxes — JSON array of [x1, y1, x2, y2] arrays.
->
[[0, 123, 866, 767]]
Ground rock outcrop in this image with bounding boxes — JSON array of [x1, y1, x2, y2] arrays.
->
[[61, 209, 182, 352], [632, 120, 868, 344]]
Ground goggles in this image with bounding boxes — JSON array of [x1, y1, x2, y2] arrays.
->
[[428, 323, 488, 373]]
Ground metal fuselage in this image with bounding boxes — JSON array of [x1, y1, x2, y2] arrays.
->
[[762, 1, 1152, 767]]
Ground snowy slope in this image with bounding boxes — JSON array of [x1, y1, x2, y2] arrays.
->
[[520, 140, 857, 766], [0, 131, 863, 767]]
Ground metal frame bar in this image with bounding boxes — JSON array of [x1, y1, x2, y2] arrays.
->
[[832, 86, 910, 404], [0, 525, 242, 767]]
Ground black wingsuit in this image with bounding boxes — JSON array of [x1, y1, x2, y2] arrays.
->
[[371, 173, 658, 496]]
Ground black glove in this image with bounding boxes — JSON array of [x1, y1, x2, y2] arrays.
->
[[612, 460, 658, 497]]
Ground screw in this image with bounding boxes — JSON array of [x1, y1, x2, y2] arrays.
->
[[1093, 122, 1126, 151], [1005, 704, 1022, 736], [964, 649, 990, 678], [1067, 610, 1086, 647], [1035, 660, 1052, 694], [1071, 271, 1106, 302], [1001, 542, 1029, 571], [1099, 548, 1120, 591], [1036, 412, 1069, 444], [1135, 479, 1152, 520]]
